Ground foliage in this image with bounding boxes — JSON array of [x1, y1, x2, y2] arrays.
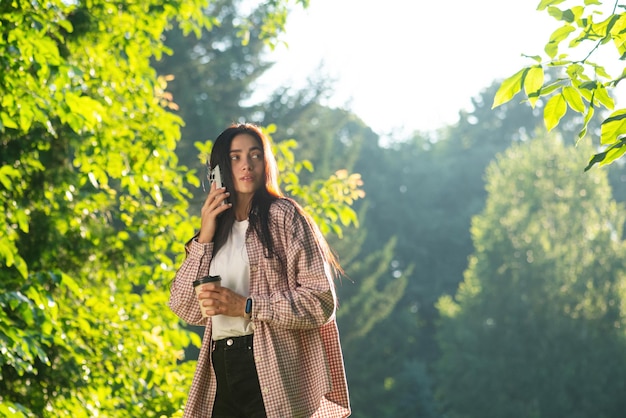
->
[[436, 135, 626, 418], [0, 0, 364, 416], [493, 0, 626, 170], [1, 0, 211, 415], [151, 0, 276, 163]]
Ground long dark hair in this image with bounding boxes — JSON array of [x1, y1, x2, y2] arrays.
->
[[210, 123, 280, 259], [209, 123, 343, 278]]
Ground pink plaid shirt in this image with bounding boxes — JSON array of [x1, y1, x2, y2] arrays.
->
[[169, 198, 351, 418]]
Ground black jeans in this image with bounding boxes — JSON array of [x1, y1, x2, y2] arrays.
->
[[211, 335, 266, 418]]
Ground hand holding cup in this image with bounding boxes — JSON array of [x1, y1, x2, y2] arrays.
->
[[193, 275, 222, 318]]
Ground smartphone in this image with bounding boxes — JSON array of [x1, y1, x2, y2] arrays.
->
[[209, 164, 227, 206]]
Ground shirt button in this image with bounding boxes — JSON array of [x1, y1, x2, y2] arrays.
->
[[246, 237, 252, 243], [251, 265, 258, 272]]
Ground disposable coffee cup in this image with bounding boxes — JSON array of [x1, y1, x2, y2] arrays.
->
[[193, 275, 221, 318]]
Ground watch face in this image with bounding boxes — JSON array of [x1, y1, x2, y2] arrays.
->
[[245, 298, 252, 314]]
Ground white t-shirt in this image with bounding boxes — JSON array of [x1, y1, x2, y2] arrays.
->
[[209, 219, 255, 340]]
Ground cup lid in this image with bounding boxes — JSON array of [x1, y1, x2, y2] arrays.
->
[[193, 275, 221, 287]]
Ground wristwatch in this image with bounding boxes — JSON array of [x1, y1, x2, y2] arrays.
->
[[244, 297, 253, 320]]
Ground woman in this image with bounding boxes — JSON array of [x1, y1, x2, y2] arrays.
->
[[169, 123, 351, 418]]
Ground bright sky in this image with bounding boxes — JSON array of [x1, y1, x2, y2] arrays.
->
[[252, 0, 623, 138]]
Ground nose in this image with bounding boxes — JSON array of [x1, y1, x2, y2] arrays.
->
[[242, 155, 254, 170]]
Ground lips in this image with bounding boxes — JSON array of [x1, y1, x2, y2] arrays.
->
[[240, 176, 254, 182]]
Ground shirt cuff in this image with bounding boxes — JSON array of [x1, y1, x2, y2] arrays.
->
[[187, 238, 213, 259], [251, 296, 271, 322]]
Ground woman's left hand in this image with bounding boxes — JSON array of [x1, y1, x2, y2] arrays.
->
[[197, 284, 248, 317]]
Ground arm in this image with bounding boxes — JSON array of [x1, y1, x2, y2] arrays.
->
[[168, 239, 213, 325], [169, 181, 230, 324], [251, 199, 338, 330]]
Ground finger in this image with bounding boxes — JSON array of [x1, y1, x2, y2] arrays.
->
[[215, 200, 232, 214], [213, 190, 230, 205], [202, 190, 215, 209], [203, 182, 224, 204], [204, 189, 227, 209], [202, 297, 225, 316], [198, 289, 221, 300]]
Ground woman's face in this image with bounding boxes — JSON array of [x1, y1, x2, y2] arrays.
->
[[229, 133, 265, 198]]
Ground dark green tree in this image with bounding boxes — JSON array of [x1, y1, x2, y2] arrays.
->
[[152, 0, 275, 161], [340, 79, 581, 417], [436, 135, 626, 418]]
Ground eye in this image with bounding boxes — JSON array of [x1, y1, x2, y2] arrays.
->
[[230, 154, 240, 161], [251, 153, 262, 159]]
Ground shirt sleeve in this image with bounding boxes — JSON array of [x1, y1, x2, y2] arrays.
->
[[169, 238, 214, 326], [251, 200, 338, 330]]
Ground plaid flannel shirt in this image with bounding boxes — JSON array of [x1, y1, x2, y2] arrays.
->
[[169, 198, 351, 418]]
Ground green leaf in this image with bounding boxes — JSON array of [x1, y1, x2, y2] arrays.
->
[[545, 25, 576, 58], [14, 256, 28, 279], [594, 85, 615, 109], [493, 68, 526, 108], [339, 206, 357, 227], [562, 86, 586, 113], [0, 165, 20, 190], [585, 137, 626, 170], [0, 240, 16, 268], [577, 105, 595, 143], [579, 81, 597, 90], [65, 93, 105, 131], [540, 80, 564, 96], [548, 6, 575, 23], [600, 109, 626, 145], [544, 93, 567, 131], [521, 54, 543, 63], [0, 112, 18, 130], [59, 272, 82, 297], [18, 105, 34, 132], [525, 66, 545, 107], [602, 141, 626, 167], [585, 151, 606, 170], [566, 63, 584, 79], [593, 64, 611, 79]]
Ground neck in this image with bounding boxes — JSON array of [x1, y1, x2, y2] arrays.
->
[[235, 194, 253, 221]]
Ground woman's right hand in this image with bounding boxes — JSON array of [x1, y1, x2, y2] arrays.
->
[[197, 182, 231, 243]]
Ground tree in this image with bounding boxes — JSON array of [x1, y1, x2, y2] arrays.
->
[[436, 135, 626, 418], [152, 0, 276, 162], [1, 1, 210, 415], [493, 0, 626, 170], [0, 1, 364, 416]]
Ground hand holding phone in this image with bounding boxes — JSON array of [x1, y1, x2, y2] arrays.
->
[[198, 163, 230, 243]]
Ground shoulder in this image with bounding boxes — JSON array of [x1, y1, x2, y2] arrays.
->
[[268, 197, 311, 232], [269, 197, 301, 219]]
